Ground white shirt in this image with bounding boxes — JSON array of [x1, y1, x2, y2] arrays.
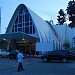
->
[[17, 53, 23, 62]]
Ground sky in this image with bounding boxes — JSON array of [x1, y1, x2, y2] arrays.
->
[[0, 0, 70, 34]]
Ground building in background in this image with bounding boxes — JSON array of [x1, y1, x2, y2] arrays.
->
[[0, 4, 75, 55], [0, 4, 56, 55], [53, 23, 75, 49]]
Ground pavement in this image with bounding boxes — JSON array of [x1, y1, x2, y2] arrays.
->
[[0, 58, 75, 75], [0, 58, 41, 75]]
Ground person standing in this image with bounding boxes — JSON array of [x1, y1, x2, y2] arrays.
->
[[17, 50, 24, 72]]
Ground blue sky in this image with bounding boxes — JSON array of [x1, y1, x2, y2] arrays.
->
[[0, 0, 69, 34]]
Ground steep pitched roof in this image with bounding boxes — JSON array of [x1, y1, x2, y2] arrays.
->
[[6, 4, 52, 42]]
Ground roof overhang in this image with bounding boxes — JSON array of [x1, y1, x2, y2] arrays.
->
[[0, 32, 40, 42]]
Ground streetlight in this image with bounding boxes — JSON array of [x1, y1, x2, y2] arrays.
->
[[65, 23, 67, 42]]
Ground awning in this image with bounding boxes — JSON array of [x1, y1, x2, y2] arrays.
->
[[0, 32, 40, 42]]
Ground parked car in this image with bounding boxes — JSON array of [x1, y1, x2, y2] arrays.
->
[[70, 50, 75, 60], [0, 49, 9, 58], [9, 50, 26, 59], [9, 50, 19, 59], [41, 50, 73, 62]]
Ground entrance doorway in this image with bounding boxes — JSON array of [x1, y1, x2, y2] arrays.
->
[[16, 42, 35, 55]]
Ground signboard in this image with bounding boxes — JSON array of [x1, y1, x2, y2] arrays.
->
[[36, 42, 53, 52]]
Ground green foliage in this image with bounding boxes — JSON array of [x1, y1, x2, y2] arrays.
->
[[68, 23, 75, 28], [63, 41, 70, 49], [67, 1, 75, 16], [57, 9, 66, 25], [67, 0, 75, 28], [57, 0, 75, 28]]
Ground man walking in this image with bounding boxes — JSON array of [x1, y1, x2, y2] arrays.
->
[[17, 50, 24, 72]]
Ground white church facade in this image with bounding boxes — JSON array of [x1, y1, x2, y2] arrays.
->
[[0, 4, 75, 55]]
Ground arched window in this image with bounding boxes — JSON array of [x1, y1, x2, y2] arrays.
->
[[12, 7, 35, 34]]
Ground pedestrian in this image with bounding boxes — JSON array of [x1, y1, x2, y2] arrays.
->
[[17, 50, 24, 72]]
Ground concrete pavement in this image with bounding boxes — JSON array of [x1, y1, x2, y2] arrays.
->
[[0, 58, 75, 75]]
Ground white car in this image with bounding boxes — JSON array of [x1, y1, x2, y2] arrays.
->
[[0, 49, 9, 58]]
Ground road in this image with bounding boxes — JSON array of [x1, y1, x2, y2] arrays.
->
[[0, 58, 75, 75]]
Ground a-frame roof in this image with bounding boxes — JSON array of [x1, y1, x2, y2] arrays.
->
[[6, 4, 52, 42]]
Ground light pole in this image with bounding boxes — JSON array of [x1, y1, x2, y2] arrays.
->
[[65, 23, 67, 42]]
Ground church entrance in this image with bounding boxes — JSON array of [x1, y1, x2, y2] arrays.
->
[[16, 42, 35, 55]]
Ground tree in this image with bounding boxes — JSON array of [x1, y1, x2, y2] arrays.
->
[[57, 0, 75, 28], [63, 41, 70, 49], [57, 9, 66, 25], [67, 0, 75, 28]]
